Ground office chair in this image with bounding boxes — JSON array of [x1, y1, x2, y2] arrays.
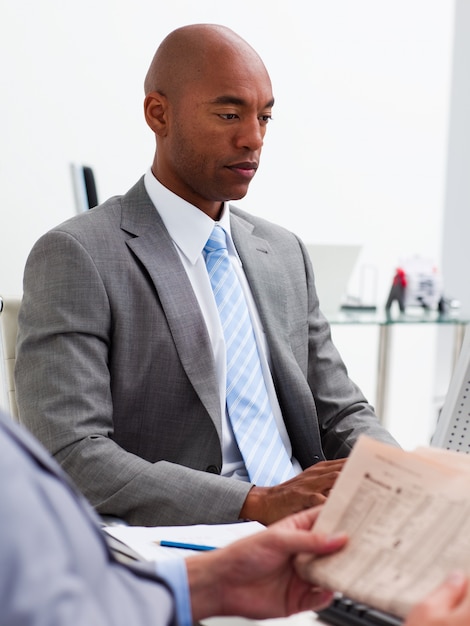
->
[[0, 295, 21, 421]]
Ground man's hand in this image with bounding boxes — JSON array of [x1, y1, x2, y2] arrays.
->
[[405, 572, 470, 626], [240, 458, 346, 524], [186, 506, 347, 622]]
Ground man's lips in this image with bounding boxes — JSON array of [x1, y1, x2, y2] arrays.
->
[[226, 162, 258, 179]]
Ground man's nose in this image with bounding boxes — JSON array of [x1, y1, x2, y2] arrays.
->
[[234, 117, 265, 151]]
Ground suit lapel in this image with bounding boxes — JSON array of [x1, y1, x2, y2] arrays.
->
[[118, 182, 290, 439], [230, 211, 289, 346], [120, 181, 222, 437]]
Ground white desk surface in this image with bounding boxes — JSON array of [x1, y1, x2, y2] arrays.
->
[[203, 610, 328, 626]]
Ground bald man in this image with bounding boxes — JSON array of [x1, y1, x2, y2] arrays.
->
[[16, 24, 398, 527]]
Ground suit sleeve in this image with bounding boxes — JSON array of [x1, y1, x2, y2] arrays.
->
[[300, 239, 400, 458], [15, 227, 252, 526]]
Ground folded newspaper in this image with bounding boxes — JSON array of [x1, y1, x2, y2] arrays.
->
[[299, 435, 470, 619]]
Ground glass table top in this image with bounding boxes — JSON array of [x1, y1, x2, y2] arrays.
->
[[329, 307, 469, 326]]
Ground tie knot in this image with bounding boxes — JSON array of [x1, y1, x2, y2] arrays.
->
[[204, 225, 228, 254]]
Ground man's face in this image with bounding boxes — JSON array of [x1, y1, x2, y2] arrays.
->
[[156, 54, 274, 217]]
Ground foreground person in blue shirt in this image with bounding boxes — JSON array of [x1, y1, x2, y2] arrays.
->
[[0, 408, 345, 625], [0, 409, 467, 625]]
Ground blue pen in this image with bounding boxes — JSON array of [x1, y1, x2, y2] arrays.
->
[[158, 540, 216, 551]]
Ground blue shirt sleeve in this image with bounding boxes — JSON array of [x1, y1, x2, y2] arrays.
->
[[154, 558, 193, 626]]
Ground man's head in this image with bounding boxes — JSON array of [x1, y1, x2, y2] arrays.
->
[[144, 24, 273, 219]]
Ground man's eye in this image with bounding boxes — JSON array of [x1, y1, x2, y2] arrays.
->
[[259, 115, 272, 124], [220, 113, 238, 120]]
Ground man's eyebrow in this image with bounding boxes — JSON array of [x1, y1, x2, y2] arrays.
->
[[209, 95, 275, 108]]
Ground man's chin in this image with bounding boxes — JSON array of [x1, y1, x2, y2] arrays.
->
[[223, 185, 251, 202]]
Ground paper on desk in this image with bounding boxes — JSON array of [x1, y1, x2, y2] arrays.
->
[[299, 435, 470, 619], [105, 520, 265, 562]]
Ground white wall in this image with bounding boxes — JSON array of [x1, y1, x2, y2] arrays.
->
[[434, 0, 470, 433], [0, 0, 457, 447], [442, 0, 470, 315]]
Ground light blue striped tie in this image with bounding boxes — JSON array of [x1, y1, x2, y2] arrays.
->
[[204, 225, 295, 486]]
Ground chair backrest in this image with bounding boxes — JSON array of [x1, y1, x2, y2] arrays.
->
[[0, 296, 21, 421]]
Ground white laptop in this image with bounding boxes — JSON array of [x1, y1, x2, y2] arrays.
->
[[305, 244, 362, 318]]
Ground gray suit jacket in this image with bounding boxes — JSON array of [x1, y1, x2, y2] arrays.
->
[[16, 177, 397, 525], [0, 410, 176, 626]]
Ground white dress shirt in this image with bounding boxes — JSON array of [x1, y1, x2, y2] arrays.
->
[[144, 170, 301, 480]]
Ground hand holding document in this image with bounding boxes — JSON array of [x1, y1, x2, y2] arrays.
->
[[298, 435, 470, 619]]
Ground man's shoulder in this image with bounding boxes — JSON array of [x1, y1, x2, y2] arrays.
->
[[39, 177, 154, 245], [57, 196, 122, 232], [229, 204, 296, 240]]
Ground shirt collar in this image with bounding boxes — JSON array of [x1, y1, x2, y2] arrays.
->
[[144, 169, 235, 265]]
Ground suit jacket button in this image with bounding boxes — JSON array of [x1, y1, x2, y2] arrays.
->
[[313, 455, 320, 462], [206, 465, 220, 474]]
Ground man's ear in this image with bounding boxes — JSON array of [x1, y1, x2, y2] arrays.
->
[[144, 91, 169, 136]]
